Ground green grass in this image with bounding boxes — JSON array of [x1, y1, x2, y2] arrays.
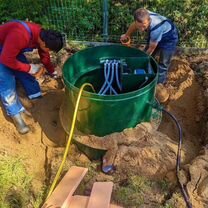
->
[[31, 186, 48, 208], [114, 175, 151, 207], [155, 179, 170, 193], [67, 40, 88, 51], [0, 155, 33, 208]]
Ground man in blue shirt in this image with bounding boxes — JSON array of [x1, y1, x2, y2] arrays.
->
[[120, 8, 179, 84]]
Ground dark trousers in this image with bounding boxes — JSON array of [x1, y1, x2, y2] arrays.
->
[[152, 47, 176, 84], [0, 52, 41, 116]]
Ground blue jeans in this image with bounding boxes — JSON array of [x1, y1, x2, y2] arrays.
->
[[152, 48, 176, 84], [0, 53, 41, 116]]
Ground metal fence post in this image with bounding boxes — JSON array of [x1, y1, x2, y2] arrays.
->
[[103, 0, 109, 42]]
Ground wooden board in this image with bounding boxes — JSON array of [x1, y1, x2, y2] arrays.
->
[[42, 166, 88, 208], [87, 182, 113, 208]]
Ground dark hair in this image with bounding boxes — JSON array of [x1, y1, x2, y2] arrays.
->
[[134, 8, 150, 23], [40, 29, 64, 52]]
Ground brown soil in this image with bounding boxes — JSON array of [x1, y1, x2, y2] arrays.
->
[[0, 47, 208, 208]]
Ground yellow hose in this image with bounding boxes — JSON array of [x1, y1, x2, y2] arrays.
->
[[46, 83, 95, 199]]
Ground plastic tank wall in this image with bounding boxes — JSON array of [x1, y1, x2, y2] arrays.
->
[[60, 45, 158, 137]]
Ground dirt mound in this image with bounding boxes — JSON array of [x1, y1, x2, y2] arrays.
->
[[155, 83, 169, 103], [75, 122, 195, 179], [185, 146, 208, 206]]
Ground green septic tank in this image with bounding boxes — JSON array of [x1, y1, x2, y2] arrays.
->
[[60, 45, 158, 159]]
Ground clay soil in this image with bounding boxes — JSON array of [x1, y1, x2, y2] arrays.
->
[[0, 47, 208, 208]]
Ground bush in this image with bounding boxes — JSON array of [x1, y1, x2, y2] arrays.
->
[[0, 0, 45, 23]]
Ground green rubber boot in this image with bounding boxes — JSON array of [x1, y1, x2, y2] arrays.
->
[[12, 113, 30, 134]]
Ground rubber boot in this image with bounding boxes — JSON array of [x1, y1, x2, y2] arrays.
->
[[12, 113, 30, 134]]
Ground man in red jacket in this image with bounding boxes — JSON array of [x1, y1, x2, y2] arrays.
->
[[0, 20, 64, 134]]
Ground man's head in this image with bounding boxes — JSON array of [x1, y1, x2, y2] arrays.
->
[[39, 29, 64, 53], [134, 8, 151, 32]]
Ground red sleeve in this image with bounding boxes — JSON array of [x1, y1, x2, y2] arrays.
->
[[38, 48, 55, 74], [0, 32, 30, 72]]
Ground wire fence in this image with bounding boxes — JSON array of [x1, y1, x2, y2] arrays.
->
[[44, 0, 103, 41], [7, 0, 208, 47]]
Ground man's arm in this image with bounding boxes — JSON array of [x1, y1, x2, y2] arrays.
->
[[120, 22, 138, 44], [125, 22, 138, 37], [38, 49, 55, 74], [145, 41, 158, 55]]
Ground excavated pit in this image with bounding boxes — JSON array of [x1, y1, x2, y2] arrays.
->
[[0, 47, 207, 207]]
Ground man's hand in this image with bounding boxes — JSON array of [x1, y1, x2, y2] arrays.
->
[[49, 66, 62, 79], [51, 71, 58, 79], [45, 70, 60, 79], [138, 44, 146, 51], [120, 34, 131, 46], [29, 64, 46, 78]]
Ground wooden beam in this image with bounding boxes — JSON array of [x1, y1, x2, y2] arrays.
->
[[69, 195, 123, 208], [87, 182, 114, 208], [42, 166, 88, 208]]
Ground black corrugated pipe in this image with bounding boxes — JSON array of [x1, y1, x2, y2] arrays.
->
[[149, 100, 192, 208], [162, 108, 192, 208]]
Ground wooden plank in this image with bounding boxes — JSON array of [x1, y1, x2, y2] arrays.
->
[[68, 195, 89, 208], [69, 195, 123, 208], [110, 204, 123, 208], [42, 166, 88, 208], [87, 182, 114, 208]]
